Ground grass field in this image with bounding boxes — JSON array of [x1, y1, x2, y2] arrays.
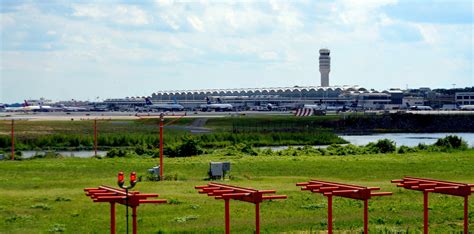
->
[[1, 150, 473, 233]]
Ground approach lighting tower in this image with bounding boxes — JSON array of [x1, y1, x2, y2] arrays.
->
[[319, 48, 330, 87]]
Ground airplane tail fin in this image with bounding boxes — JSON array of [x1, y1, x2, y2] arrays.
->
[[24, 100, 29, 107], [205, 97, 211, 104], [145, 98, 153, 105], [173, 98, 178, 104], [217, 98, 222, 104]]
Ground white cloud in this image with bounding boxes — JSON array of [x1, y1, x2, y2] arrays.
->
[[72, 4, 150, 26], [187, 15, 204, 32], [1, 0, 472, 103]]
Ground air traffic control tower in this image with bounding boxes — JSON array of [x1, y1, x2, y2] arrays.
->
[[319, 48, 330, 87]]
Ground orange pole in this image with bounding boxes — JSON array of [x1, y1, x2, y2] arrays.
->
[[423, 191, 429, 234], [363, 199, 368, 234], [255, 202, 260, 234], [159, 115, 164, 179], [225, 199, 230, 234], [328, 195, 333, 234], [95, 119, 97, 156], [110, 202, 116, 234], [132, 206, 137, 234], [465, 196, 469, 234], [11, 119, 14, 160]]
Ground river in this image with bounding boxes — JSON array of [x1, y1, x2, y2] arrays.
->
[[15, 133, 474, 157]]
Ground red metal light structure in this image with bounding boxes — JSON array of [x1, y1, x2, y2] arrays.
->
[[94, 119, 98, 157], [391, 176, 473, 234], [84, 173, 166, 234], [159, 113, 164, 179], [11, 119, 14, 160], [195, 182, 287, 234], [296, 179, 392, 234]]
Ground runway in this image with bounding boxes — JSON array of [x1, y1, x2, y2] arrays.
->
[[0, 111, 294, 121]]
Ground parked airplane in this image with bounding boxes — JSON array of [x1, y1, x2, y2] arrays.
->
[[304, 104, 347, 111], [459, 105, 474, 111], [144, 98, 184, 111], [200, 97, 233, 111], [58, 104, 87, 112], [4, 100, 53, 112], [410, 105, 433, 111]]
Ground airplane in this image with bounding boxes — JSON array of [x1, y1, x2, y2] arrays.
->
[[57, 104, 87, 112], [409, 105, 433, 111], [4, 100, 53, 112], [303, 104, 346, 111], [144, 98, 184, 111], [23, 100, 53, 112], [200, 97, 233, 111], [459, 105, 474, 111]]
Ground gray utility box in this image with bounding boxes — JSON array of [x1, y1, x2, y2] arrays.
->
[[209, 162, 231, 180], [147, 166, 161, 181]]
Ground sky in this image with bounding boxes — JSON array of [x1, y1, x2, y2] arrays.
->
[[1, 0, 473, 103]]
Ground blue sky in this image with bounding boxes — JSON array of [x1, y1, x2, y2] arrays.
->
[[1, 0, 473, 103]]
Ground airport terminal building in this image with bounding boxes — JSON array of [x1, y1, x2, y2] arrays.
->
[[104, 85, 398, 111]]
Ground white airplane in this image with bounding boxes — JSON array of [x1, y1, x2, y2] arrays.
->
[[200, 97, 233, 111], [410, 105, 433, 111], [144, 98, 184, 111], [459, 105, 474, 111], [4, 100, 53, 112], [58, 104, 87, 112]]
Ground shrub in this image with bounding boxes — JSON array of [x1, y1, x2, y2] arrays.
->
[[434, 135, 468, 150], [106, 148, 128, 158], [398, 145, 418, 154], [374, 139, 396, 153]]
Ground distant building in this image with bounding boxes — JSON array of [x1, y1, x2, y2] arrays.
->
[[319, 49, 330, 87], [456, 92, 474, 105]]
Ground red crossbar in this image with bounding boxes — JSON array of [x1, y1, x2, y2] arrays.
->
[[391, 176, 472, 234], [84, 185, 167, 234], [297, 179, 392, 234], [195, 182, 286, 234]]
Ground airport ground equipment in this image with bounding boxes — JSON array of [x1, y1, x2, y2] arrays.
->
[[209, 162, 231, 179], [391, 176, 473, 234], [84, 172, 166, 234], [194, 182, 287, 234], [296, 179, 392, 234], [147, 165, 161, 181]]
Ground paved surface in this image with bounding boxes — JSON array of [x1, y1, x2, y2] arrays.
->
[[0, 111, 293, 121]]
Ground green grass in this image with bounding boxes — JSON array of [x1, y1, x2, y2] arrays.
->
[[1, 151, 473, 233], [0, 119, 345, 150]]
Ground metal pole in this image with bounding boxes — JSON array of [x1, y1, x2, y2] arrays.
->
[[126, 188, 129, 234], [11, 119, 14, 160], [132, 206, 137, 234], [465, 196, 469, 234], [225, 199, 230, 234], [159, 114, 164, 179], [423, 191, 429, 234], [328, 195, 333, 234], [364, 199, 368, 234], [110, 202, 116, 234], [255, 202, 260, 234], [94, 119, 97, 157]]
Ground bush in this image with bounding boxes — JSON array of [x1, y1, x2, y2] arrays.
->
[[398, 145, 418, 154], [434, 135, 468, 150], [166, 136, 203, 157], [106, 148, 128, 158], [374, 139, 396, 153]]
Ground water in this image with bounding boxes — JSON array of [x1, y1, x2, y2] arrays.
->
[[17, 133, 474, 156], [340, 133, 474, 147], [258, 133, 474, 151], [21, 150, 107, 159]]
